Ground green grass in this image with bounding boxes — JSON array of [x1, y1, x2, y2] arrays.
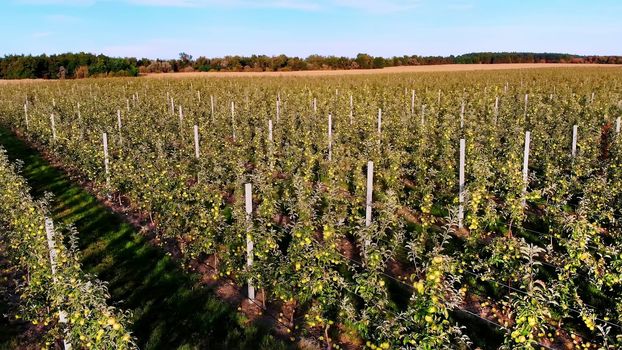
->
[[0, 128, 291, 350]]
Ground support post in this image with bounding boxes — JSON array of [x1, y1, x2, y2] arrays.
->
[[349, 94, 353, 125], [44, 218, 71, 350], [522, 131, 531, 207], [327, 114, 332, 161], [179, 105, 184, 128], [244, 184, 255, 300], [103, 133, 110, 187], [231, 101, 236, 141], [210, 95, 215, 122], [24, 103, 29, 131], [460, 100, 465, 129], [117, 110, 122, 146], [459, 139, 465, 229], [571, 125, 578, 158], [194, 125, 200, 159], [50, 114, 57, 141], [365, 161, 374, 228]]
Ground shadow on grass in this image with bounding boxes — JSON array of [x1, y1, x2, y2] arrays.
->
[[0, 128, 290, 350]]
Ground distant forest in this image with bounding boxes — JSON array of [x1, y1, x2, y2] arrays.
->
[[1, 51, 621, 79]]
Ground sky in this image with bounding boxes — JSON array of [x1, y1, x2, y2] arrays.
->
[[1, 0, 621, 59]]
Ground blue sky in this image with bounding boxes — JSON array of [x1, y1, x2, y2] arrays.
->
[[2, 0, 621, 59]]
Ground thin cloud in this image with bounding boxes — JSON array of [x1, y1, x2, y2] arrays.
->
[[32, 31, 53, 38], [15, 0, 95, 5], [446, 1, 474, 11], [15, 0, 423, 12], [45, 14, 82, 23], [126, 0, 321, 10], [333, 0, 422, 13]]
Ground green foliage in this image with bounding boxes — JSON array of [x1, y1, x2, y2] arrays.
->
[[0, 148, 137, 349], [3, 52, 621, 79], [0, 67, 621, 349]]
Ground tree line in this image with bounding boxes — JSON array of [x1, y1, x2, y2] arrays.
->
[[1, 51, 620, 79]]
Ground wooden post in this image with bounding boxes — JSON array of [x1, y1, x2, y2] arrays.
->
[[591, 92, 595, 104], [411, 89, 415, 115], [50, 114, 57, 141], [44, 217, 60, 276], [117, 110, 122, 146], [197, 90, 201, 102], [44, 218, 71, 350], [244, 183, 255, 300], [460, 100, 465, 129], [365, 161, 374, 228], [103, 133, 110, 187], [437, 89, 441, 105], [349, 94, 353, 125], [327, 114, 332, 161], [522, 131, 531, 207], [170, 97, 175, 115], [494, 96, 499, 118], [313, 98, 317, 114], [194, 125, 200, 159], [231, 101, 236, 141], [571, 125, 578, 158], [616, 117, 621, 134], [24, 103, 29, 131], [210, 95, 215, 122], [126, 98, 130, 112], [458, 139, 465, 229], [377, 108, 382, 135], [178, 105, 184, 142], [77, 103, 83, 140]]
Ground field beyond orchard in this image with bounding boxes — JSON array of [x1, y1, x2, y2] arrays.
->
[[1, 66, 622, 349]]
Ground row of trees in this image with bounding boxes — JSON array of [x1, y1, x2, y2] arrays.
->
[[2, 51, 621, 79], [0, 52, 142, 79]]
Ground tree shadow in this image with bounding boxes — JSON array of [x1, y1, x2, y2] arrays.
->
[[0, 129, 291, 350]]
